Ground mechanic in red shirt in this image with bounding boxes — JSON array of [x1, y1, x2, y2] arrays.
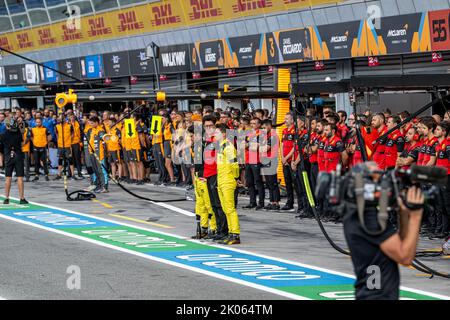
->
[[371, 113, 389, 170], [315, 119, 328, 172], [396, 126, 421, 170], [323, 123, 348, 173], [433, 121, 450, 238], [243, 117, 265, 210], [417, 116, 438, 167], [281, 112, 301, 212], [385, 115, 405, 170]]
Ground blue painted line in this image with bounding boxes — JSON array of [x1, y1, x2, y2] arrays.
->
[[0, 208, 117, 228], [150, 249, 354, 288]]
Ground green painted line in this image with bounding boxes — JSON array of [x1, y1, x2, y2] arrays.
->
[[277, 284, 441, 300], [61, 226, 211, 253]]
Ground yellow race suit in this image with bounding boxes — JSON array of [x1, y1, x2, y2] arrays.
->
[[217, 139, 240, 235], [194, 174, 217, 232]]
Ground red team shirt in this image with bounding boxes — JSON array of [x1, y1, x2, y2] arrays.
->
[[324, 135, 344, 173], [384, 129, 405, 169]]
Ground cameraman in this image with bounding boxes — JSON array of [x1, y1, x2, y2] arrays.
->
[[343, 163, 424, 300], [0, 117, 29, 205]]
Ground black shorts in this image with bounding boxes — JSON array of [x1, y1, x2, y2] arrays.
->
[[108, 150, 121, 163], [0, 142, 4, 154], [58, 147, 72, 160], [163, 141, 172, 159], [5, 152, 24, 177], [128, 149, 142, 162]]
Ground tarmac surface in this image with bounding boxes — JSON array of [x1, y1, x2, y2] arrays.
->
[[0, 174, 448, 300]]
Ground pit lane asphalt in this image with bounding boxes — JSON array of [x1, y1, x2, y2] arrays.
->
[[0, 176, 448, 299]]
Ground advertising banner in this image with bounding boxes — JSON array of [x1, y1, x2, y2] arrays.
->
[[103, 51, 130, 77], [59, 58, 81, 82], [128, 49, 155, 75], [429, 9, 450, 51], [367, 13, 431, 55], [224, 34, 267, 68], [42, 61, 58, 83], [191, 40, 225, 71], [81, 55, 104, 79], [4, 65, 24, 85], [315, 20, 364, 59], [24, 64, 39, 84], [271, 28, 313, 63], [159, 44, 191, 73]]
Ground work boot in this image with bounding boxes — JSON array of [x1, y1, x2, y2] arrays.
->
[[212, 233, 228, 242], [255, 204, 264, 211], [204, 230, 217, 240], [264, 204, 274, 210], [271, 204, 281, 211], [191, 228, 208, 239], [224, 234, 241, 245], [242, 203, 257, 210], [281, 205, 294, 211]]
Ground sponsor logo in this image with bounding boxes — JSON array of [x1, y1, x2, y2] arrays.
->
[[330, 31, 349, 43], [151, 4, 181, 27], [37, 28, 56, 46], [0, 37, 12, 51], [16, 33, 34, 49], [387, 24, 408, 37], [88, 17, 112, 37], [232, 0, 273, 13], [189, 0, 223, 20], [239, 46, 253, 54], [117, 11, 144, 32], [61, 24, 83, 42], [161, 51, 186, 67]]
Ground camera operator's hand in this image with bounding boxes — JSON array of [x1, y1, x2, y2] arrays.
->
[[397, 186, 424, 216]]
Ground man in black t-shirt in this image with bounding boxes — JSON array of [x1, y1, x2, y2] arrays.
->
[[343, 164, 424, 300], [0, 118, 29, 205]]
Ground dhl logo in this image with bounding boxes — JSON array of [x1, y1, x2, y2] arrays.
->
[[189, 0, 222, 21], [118, 11, 144, 32], [61, 24, 83, 41], [16, 33, 34, 49], [0, 37, 12, 51], [151, 4, 181, 27], [37, 28, 56, 46], [232, 0, 273, 13], [88, 18, 112, 37]]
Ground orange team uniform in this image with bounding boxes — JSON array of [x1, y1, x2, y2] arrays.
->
[[56, 123, 73, 148]]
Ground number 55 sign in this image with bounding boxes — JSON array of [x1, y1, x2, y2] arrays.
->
[[430, 9, 450, 51]]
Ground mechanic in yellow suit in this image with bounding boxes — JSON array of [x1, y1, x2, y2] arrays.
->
[[216, 123, 241, 245], [188, 123, 217, 239]]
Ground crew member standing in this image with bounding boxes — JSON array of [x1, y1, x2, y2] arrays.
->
[[189, 123, 217, 239], [55, 116, 76, 180], [31, 118, 51, 181], [244, 117, 264, 210], [371, 113, 388, 170], [281, 112, 301, 211], [384, 116, 405, 170], [203, 115, 228, 241], [216, 123, 241, 245]]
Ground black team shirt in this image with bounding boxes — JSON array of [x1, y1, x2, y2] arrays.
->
[[343, 207, 399, 300]]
